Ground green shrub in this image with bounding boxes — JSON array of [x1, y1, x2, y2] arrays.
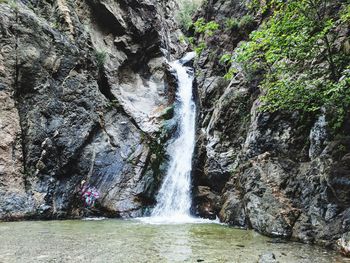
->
[[194, 41, 206, 55], [233, 0, 350, 130], [341, 4, 350, 22], [0, 0, 18, 8], [246, 0, 284, 15], [219, 53, 238, 80], [193, 18, 220, 36], [95, 50, 107, 69], [176, 0, 202, 30], [225, 18, 239, 31], [238, 15, 255, 29], [185, 18, 219, 56]]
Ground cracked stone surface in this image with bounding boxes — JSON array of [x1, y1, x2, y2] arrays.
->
[[0, 0, 184, 219], [191, 0, 350, 250]]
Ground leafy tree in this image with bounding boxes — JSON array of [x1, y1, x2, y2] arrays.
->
[[229, 0, 350, 129]]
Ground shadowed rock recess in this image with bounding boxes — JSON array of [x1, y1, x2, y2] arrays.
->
[[191, 0, 350, 251], [0, 0, 186, 219]]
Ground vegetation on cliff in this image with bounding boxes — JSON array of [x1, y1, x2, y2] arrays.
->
[[187, 0, 350, 130], [233, 0, 350, 130], [176, 0, 203, 30]]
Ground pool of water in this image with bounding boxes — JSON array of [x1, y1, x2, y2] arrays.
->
[[0, 219, 347, 262]]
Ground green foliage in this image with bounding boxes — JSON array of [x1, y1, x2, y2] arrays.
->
[[233, 0, 350, 130], [246, 0, 283, 14], [9, 0, 18, 10], [0, 0, 18, 9], [224, 68, 239, 81], [224, 15, 257, 32], [176, 0, 202, 30], [193, 18, 220, 36], [340, 4, 350, 22], [246, 0, 260, 11], [95, 50, 107, 69], [219, 53, 232, 64], [323, 69, 350, 129], [187, 36, 195, 45], [182, 18, 219, 56], [238, 15, 255, 29], [194, 41, 206, 55], [219, 53, 239, 80], [106, 99, 120, 110], [178, 35, 187, 44], [225, 18, 239, 31]]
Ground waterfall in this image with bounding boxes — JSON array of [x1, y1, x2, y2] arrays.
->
[[150, 52, 197, 222]]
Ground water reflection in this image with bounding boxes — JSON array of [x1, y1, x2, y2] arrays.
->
[[0, 219, 347, 263]]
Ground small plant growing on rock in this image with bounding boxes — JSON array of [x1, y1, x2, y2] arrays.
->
[[194, 41, 206, 55], [106, 99, 120, 110], [225, 18, 239, 31], [0, 0, 18, 10], [176, 0, 202, 30], [193, 18, 220, 36], [190, 18, 219, 55], [9, 0, 18, 10], [238, 15, 255, 30], [219, 53, 238, 80], [95, 50, 107, 69]]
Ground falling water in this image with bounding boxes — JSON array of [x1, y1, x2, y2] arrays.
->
[[150, 52, 197, 222]]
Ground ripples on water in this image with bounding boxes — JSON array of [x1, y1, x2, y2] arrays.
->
[[0, 219, 347, 262]]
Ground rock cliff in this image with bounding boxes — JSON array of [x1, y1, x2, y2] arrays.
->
[[191, 0, 350, 250], [0, 0, 185, 219], [1, 0, 350, 254]]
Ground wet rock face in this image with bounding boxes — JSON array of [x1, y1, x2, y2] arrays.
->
[[192, 0, 350, 248], [0, 0, 183, 219]]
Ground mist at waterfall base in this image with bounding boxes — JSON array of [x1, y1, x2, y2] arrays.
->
[[140, 53, 214, 225]]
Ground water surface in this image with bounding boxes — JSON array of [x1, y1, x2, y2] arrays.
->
[[0, 219, 347, 263]]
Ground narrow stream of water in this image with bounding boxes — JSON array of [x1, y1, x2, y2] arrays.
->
[[148, 53, 199, 223]]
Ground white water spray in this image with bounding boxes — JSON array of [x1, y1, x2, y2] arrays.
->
[[138, 53, 219, 224], [149, 52, 198, 223]]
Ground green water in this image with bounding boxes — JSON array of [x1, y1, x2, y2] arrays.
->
[[0, 219, 347, 263]]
